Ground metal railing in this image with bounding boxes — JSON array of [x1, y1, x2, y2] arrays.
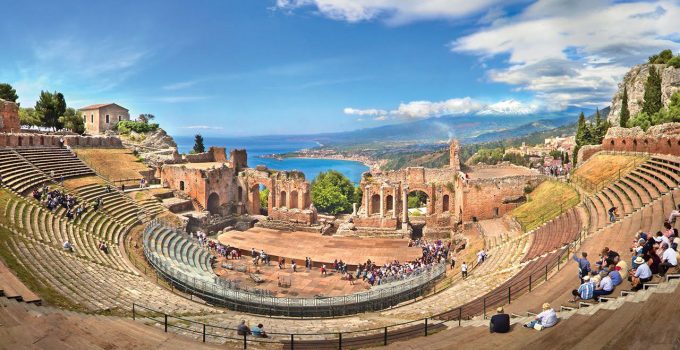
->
[[142, 220, 447, 318]]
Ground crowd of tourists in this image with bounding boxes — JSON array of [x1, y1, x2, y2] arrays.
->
[[31, 185, 91, 221]]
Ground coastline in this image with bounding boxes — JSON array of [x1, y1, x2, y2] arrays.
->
[[262, 152, 382, 172]]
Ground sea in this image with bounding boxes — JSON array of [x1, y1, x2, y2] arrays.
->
[[173, 135, 369, 184]]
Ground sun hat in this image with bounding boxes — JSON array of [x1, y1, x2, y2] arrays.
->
[[497, 307, 504, 313], [634, 256, 645, 264], [583, 275, 590, 281], [542, 303, 550, 310]]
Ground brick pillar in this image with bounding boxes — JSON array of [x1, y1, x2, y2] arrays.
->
[[392, 190, 397, 219], [402, 187, 408, 223], [365, 186, 371, 216], [379, 186, 385, 218]]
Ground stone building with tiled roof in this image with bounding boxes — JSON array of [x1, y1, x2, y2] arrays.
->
[[78, 103, 129, 134]]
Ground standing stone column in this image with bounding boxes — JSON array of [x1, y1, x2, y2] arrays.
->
[[379, 186, 385, 218], [391, 189, 397, 219], [365, 186, 371, 216], [352, 203, 357, 216], [402, 187, 409, 223]]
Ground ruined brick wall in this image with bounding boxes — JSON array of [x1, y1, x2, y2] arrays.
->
[[184, 146, 228, 163], [0, 99, 20, 133], [230, 149, 248, 170], [161, 163, 237, 212], [450, 139, 461, 170], [270, 207, 317, 225], [0, 133, 122, 148], [239, 167, 315, 222], [577, 144, 603, 164], [460, 175, 545, 222], [600, 124, 680, 156], [353, 216, 400, 229]]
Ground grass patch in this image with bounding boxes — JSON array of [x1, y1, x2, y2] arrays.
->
[[74, 148, 151, 184], [573, 153, 647, 192], [510, 180, 580, 232]]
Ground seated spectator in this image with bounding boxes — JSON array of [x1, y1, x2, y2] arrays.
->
[[630, 256, 653, 291], [608, 207, 618, 222], [251, 323, 268, 338], [237, 320, 251, 336], [593, 271, 614, 298], [659, 243, 678, 277], [62, 240, 73, 252], [669, 204, 680, 223], [524, 303, 557, 330], [570, 275, 595, 302], [608, 267, 623, 287], [490, 307, 510, 333]]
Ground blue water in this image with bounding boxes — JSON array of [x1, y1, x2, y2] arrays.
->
[[173, 135, 369, 184]]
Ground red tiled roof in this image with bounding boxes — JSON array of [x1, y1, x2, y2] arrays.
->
[[78, 103, 128, 111]]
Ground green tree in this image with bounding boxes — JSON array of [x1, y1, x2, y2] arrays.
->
[[310, 170, 358, 215], [138, 113, 155, 124], [564, 152, 570, 165], [590, 107, 610, 144], [58, 107, 85, 134], [407, 191, 428, 208], [259, 188, 269, 209], [18, 107, 41, 128], [668, 56, 680, 68], [0, 83, 18, 102], [35, 91, 66, 130], [642, 66, 663, 116], [193, 134, 205, 153], [620, 86, 630, 127], [649, 49, 673, 64]]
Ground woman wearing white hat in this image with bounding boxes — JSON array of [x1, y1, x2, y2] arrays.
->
[[524, 303, 558, 330]]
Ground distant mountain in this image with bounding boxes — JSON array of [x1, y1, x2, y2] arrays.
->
[[308, 110, 591, 147]]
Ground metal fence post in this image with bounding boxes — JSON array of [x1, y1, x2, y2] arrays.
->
[[132, 303, 135, 320], [164, 314, 168, 332], [483, 297, 486, 319], [244, 333, 248, 350], [508, 287, 511, 304], [529, 275, 532, 292], [202, 323, 206, 343], [290, 334, 294, 350], [425, 318, 428, 336], [545, 265, 548, 281], [384, 327, 388, 345], [339, 332, 342, 349], [459, 307, 462, 326]]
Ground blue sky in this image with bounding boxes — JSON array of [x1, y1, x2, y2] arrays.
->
[[1, 0, 679, 136]]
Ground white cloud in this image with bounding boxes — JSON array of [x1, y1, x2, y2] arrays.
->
[[163, 80, 199, 90], [275, 0, 508, 24], [345, 97, 541, 120], [182, 125, 225, 130], [452, 0, 680, 108], [343, 107, 388, 116], [391, 97, 484, 118]]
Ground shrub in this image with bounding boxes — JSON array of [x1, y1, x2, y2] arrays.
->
[[116, 120, 159, 134]]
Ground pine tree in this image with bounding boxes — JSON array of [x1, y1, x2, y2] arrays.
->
[[0, 83, 18, 102], [193, 134, 205, 153], [642, 66, 663, 115], [620, 85, 630, 127], [575, 111, 587, 145]]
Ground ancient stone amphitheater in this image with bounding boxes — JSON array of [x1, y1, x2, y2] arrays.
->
[[1, 142, 680, 349]]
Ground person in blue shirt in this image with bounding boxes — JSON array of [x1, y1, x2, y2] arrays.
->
[[251, 323, 268, 338], [570, 275, 595, 302], [572, 251, 591, 283], [608, 265, 623, 286]]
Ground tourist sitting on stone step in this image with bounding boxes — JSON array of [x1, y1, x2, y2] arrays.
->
[[62, 240, 73, 252], [278, 257, 285, 269], [570, 275, 595, 302], [490, 307, 510, 333], [32, 189, 41, 200], [98, 241, 109, 254], [592, 271, 614, 298], [608, 265, 623, 286], [659, 243, 678, 277], [320, 264, 327, 276], [251, 323, 267, 338], [236, 320, 251, 336], [291, 260, 297, 272], [524, 303, 557, 330], [608, 207, 618, 222], [630, 256, 653, 291], [669, 204, 680, 223]]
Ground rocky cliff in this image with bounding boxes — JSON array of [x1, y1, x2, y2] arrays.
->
[[119, 128, 181, 166], [609, 64, 680, 126]]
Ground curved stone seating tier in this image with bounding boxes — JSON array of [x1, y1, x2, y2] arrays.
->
[[74, 183, 144, 226], [6, 197, 134, 274], [5, 237, 214, 315], [138, 198, 165, 217], [15, 147, 94, 180], [0, 149, 50, 194], [522, 207, 583, 263], [146, 225, 213, 278]]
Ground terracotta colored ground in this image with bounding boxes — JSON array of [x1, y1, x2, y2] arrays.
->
[[214, 256, 371, 297], [74, 148, 151, 185], [217, 228, 422, 267]]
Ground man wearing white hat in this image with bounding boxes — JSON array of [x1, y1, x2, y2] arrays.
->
[[630, 256, 652, 291]]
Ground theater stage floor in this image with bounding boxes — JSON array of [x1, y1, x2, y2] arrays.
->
[[217, 227, 422, 266]]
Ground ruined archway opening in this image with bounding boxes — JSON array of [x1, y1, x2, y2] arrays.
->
[[443, 194, 450, 212], [279, 190, 287, 208], [256, 184, 270, 215], [386, 194, 394, 212], [237, 186, 243, 202], [207, 192, 220, 215], [290, 190, 299, 209], [370, 194, 380, 215], [407, 190, 429, 214]]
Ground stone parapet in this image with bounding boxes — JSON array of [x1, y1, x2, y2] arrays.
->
[[0, 132, 122, 148]]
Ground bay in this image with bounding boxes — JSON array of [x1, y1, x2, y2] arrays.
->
[[173, 135, 369, 184]]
